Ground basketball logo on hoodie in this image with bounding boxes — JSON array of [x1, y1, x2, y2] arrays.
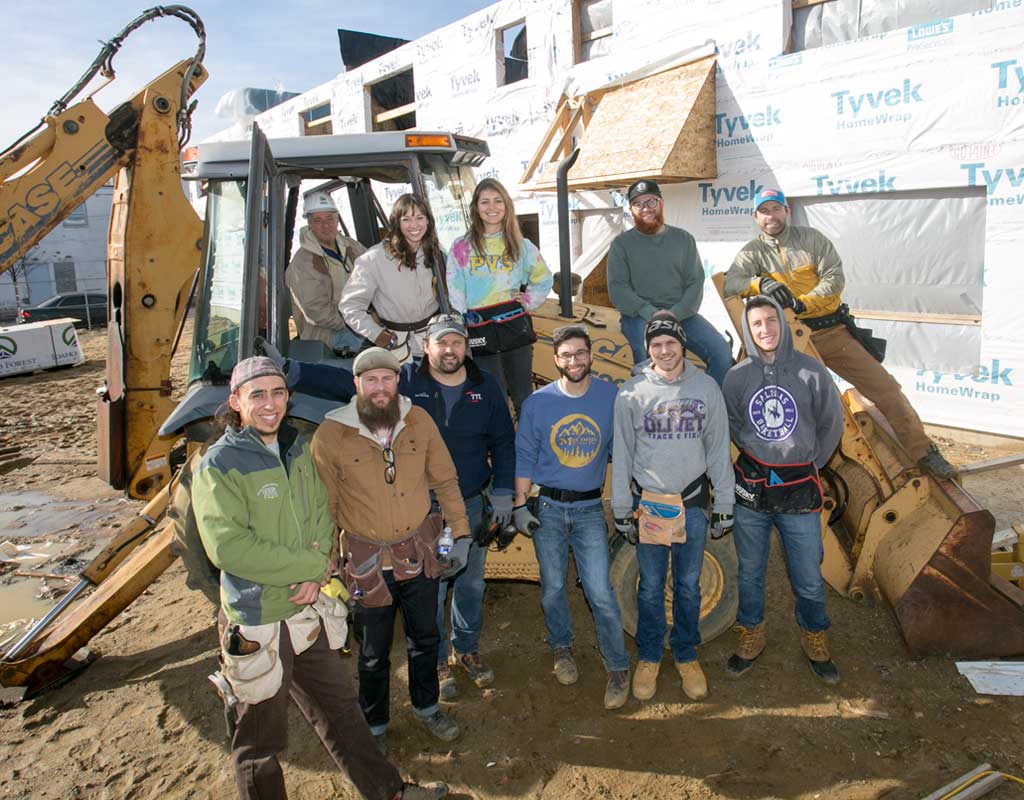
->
[[748, 385, 798, 441]]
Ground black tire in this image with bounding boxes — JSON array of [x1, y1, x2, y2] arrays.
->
[[608, 532, 739, 647]]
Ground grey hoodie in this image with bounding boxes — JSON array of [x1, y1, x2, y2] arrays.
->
[[612, 361, 734, 518], [721, 295, 843, 468]]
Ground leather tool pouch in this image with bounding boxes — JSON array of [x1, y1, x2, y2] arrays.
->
[[218, 620, 283, 704], [734, 451, 824, 514], [342, 535, 392, 608], [394, 511, 443, 581], [637, 490, 686, 547], [840, 304, 887, 363]]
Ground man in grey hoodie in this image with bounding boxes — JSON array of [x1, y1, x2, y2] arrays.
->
[[721, 296, 844, 684], [611, 310, 734, 702]]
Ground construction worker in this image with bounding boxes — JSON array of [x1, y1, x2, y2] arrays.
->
[[722, 188, 957, 478], [607, 179, 733, 384], [192, 356, 447, 800], [310, 348, 469, 754], [611, 311, 734, 702], [721, 296, 844, 684], [512, 324, 631, 709], [284, 191, 366, 354]]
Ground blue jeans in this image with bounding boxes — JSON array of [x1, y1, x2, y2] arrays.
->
[[733, 504, 830, 632], [635, 506, 708, 664], [436, 493, 487, 663], [329, 326, 366, 354], [620, 313, 733, 385], [532, 500, 630, 672]]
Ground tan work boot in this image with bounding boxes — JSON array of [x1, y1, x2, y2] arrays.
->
[[677, 660, 708, 700], [726, 622, 766, 678], [800, 628, 840, 685], [632, 660, 660, 700], [553, 646, 579, 685]]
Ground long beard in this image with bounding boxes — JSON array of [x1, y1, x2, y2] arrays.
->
[[356, 392, 401, 430], [633, 207, 664, 235], [557, 362, 591, 383]]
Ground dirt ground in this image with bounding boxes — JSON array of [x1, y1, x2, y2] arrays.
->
[[1, 328, 1022, 800]]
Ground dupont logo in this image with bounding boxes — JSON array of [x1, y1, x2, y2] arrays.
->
[[960, 162, 1024, 206], [907, 19, 953, 41], [830, 79, 922, 129], [715, 106, 781, 149], [991, 59, 1024, 108], [813, 171, 895, 195], [697, 180, 764, 215]]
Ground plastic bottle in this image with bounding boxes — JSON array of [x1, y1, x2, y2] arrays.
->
[[437, 526, 454, 559]]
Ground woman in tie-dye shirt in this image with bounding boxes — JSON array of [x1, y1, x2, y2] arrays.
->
[[446, 179, 553, 416]]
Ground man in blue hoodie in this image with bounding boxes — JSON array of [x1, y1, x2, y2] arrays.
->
[[721, 296, 844, 684]]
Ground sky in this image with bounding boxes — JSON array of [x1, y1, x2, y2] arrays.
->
[[1, 0, 495, 150]]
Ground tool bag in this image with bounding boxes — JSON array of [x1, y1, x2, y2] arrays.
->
[[733, 451, 823, 514], [465, 286, 536, 356], [839, 304, 886, 364], [636, 489, 687, 547]]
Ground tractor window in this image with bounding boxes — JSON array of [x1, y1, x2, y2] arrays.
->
[[419, 158, 476, 251], [190, 180, 248, 383]]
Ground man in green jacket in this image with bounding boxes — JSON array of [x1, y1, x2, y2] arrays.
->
[[193, 355, 447, 800]]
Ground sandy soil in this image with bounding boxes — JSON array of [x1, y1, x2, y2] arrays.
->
[[1, 328, 1022, 800]]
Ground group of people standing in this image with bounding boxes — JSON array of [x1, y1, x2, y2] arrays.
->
[[193, 177, 957, 800]]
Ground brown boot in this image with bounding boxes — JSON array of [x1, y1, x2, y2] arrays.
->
[[632, 660, 660, 701], [726, 622, 766, 678], [676, 660, 708, 700], [800, 629, 840, 685]]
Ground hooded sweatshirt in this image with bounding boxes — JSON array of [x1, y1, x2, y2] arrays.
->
[[285, 226, 366, 345], [612, 361, 734, 518], [721, 295, 843, 469]]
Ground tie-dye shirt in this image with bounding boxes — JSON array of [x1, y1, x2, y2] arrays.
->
[[446, 232, 553, 312]]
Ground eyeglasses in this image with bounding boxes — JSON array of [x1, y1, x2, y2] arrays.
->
[[555, 349, 591, 363], [630, 197, 660, 211], [382, 447, 396, 485]]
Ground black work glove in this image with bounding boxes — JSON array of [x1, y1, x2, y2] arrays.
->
[[758, 277, 806, 314], [709, 512, 734, 540], [614, 516, 638, 545], [513, 504, 540, 537], [439, 536, 470, 578]]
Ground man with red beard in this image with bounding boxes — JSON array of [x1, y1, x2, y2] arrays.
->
[[311, 348, 469, 755], [607, 179, 733, 385]]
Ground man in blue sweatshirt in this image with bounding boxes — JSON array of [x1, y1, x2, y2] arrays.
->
[[513, 324, 631, 710], [721, 296, 844, 684], [611, 310, 734, 702]]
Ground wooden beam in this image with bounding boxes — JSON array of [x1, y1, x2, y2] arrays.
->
[[521, 96, 569, 185], [793, 0, 835, 8], [991, 573, 1024, 608], [374, 101, 417, 124], [959, 452, 1024, 476], [850, 308, 981, 326], [581, 25, 613, 43]]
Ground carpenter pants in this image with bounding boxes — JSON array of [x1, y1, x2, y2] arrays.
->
[[229, 622, 403, 800], [810, 323, 930, 460]]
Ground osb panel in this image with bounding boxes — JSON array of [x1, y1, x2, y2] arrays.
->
[[581, 255, 611, 307], [662, 67, 717, 181]]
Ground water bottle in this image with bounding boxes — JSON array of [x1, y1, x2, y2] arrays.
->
[[437, 526, 454, 559]]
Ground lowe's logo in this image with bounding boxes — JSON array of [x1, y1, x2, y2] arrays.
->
[[960, 162, 1024, 206], [715, 106, 781, 148], [907, 19, 953, 41], [991, 59, 1024, 107], [698, 180, 763, 215], [831, 80, 922, 130], [813, 171, 895, 195]]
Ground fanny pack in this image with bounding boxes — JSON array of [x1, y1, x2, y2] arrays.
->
[[636, 490, 687, 547], [465, 295, 536, 356], [733, 451, 823, 514]]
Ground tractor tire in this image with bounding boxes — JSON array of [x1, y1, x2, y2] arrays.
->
[[608, 531, 739, 647]]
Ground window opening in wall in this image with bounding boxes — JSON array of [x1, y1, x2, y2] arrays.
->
[[367, 67, 416, 131], [573, 0, 613, 63], [301, 101, 333, 136], [518, 213, 539, 248], [497, 21, 528, 86], [63, 204, 88, 227], [53, 257, 77, 294]]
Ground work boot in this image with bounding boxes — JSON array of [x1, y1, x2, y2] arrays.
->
[[800, 629, 841, 685], [437, 663, 458, 701], [726, 622, 766, 678], [416, 709, 461, 742], [604, 669, 630, 710], [553, 646, 578, 685], [450, 650, 495, 688], [677, 660, 708, 700], [918, 442, 958, 480], [399, 781, 449, 799], [632, 660, 660, 701]]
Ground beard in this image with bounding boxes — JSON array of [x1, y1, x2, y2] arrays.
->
[[429, 351, 464, 374], [557, 362, 591, 383], [356, 391, 401, 430], [632, 206, 664, 235]]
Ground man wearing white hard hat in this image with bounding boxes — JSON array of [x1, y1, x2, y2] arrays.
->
[[285, 190, 367, 355]]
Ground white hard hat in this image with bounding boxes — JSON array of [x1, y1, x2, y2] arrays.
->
[[303, 191, 339, 217]]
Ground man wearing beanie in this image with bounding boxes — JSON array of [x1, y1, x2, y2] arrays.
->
[[193, 356, 448, 800], [310, 348, 469, 754], [611, 311, 734, 702]]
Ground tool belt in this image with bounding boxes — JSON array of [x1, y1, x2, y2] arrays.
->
[[465, 298, 536, 356], [632, 473, 710, 512], [803, 304, 886, 363], [341, 511, 443, 608], [538, 485, 603, 503], [377, 313, 434, 333], [733, 451, 823, 514]]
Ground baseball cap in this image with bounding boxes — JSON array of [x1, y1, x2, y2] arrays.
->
[[229, 356, 287, 393], [353, 347, 401, 376], [645, 310, 687, 351], [753, 188, 787, 211], [627, 179, 662, 204], [426, 312, 467, 340]]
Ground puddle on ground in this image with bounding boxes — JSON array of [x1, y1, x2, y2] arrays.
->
[[0, 579, 60, 630], [0, 491, 127, 538]]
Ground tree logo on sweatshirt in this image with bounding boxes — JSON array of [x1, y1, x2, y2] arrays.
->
[[748, 385, 798, 441], [550, 413, 602, 468]]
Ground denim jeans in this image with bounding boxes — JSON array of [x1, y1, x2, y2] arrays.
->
[[620, 313, 733, 385], [532, 500, 629, 672], [329, 326, 367, 355], [635, 506, 708, 664], [474, 343, 533, 418], [437, 492, 487, 663], [733, 504, 830, 632]]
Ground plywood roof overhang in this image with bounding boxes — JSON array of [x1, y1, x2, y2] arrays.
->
[[522, 54, 717, 192]]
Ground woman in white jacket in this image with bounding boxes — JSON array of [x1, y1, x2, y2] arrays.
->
[[339, 194, 442, 363]]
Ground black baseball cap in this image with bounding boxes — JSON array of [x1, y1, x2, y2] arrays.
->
[[627, 179, 662, 204]]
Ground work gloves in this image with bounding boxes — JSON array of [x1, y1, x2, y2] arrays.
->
[[490, 494, 515, 529], [759, 277, 806, 314], [439, 536, 470, 578], [513, 504, 540, 537], [614, 516, 638, 545], [710, 512, 734, 540]]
